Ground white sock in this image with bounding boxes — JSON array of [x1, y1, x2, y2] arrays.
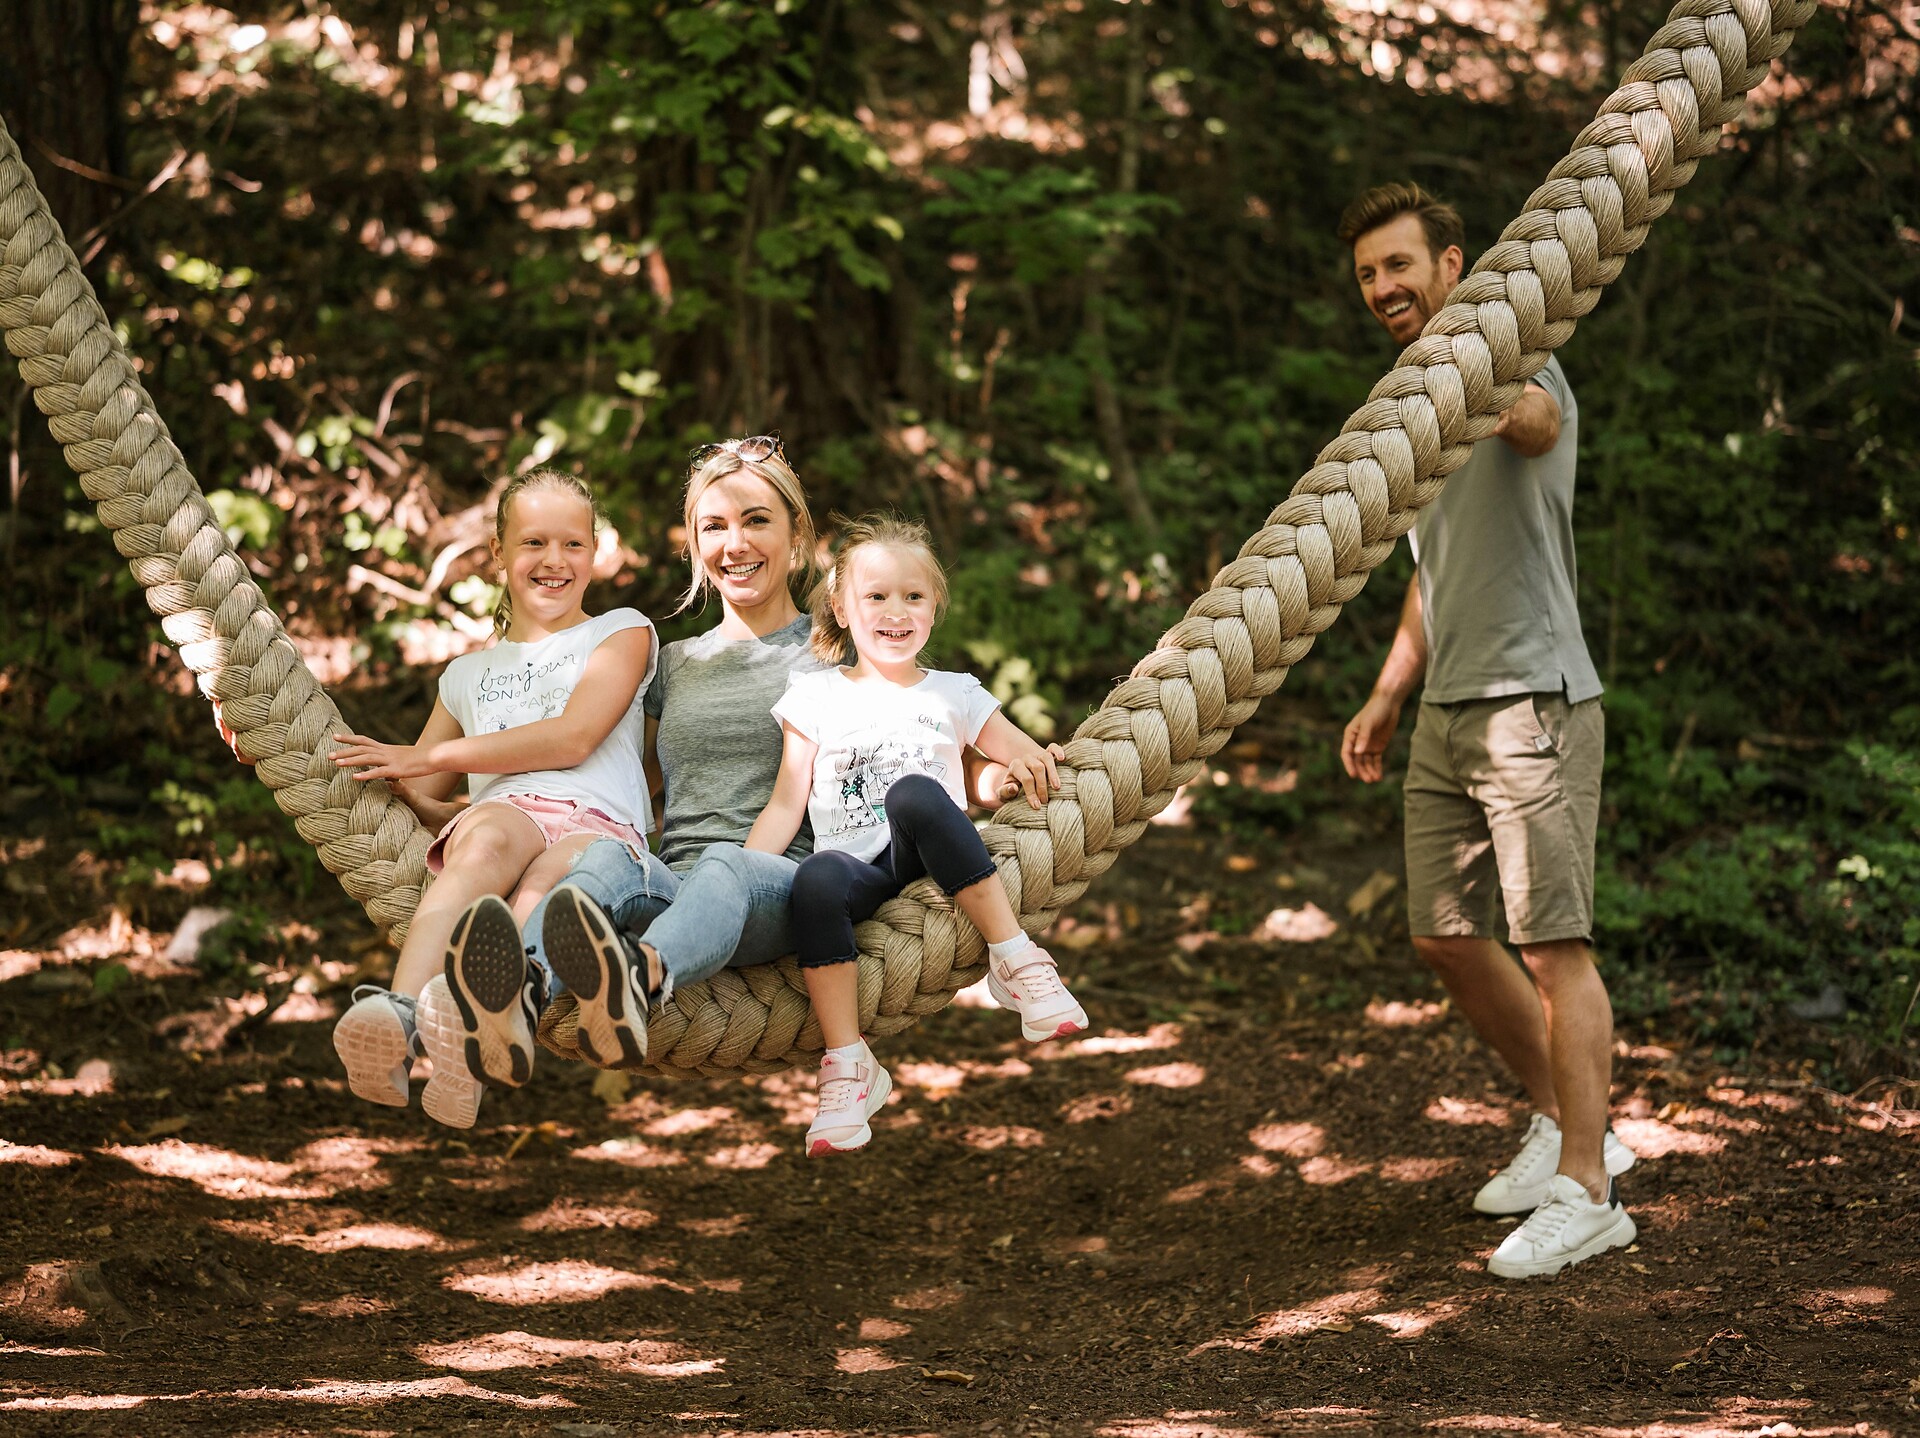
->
[[825, 1040, 866, 1063], [987, 935, 1036, 962]]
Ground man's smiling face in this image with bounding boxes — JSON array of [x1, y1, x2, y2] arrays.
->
[[1351, 212, 1463, 347]]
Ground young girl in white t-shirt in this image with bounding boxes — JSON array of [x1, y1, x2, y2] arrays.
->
[[747, 514, 1088, 1156], [329, 469, 656, 1128]]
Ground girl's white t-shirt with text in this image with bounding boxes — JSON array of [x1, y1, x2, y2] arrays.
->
[[772, 667, 1001, 863], [438, 608, 658, 829]]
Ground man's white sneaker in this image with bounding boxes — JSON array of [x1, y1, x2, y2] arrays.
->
[[1487, 1174, 1637, 1278], [1473, 1112, 1637, 1216], [416, 974, 486, 1130], [333, 986, 418, 1107], [444, 895, 539, 1088], [985, 943, 1088, 1043], [806, 1043, 893, 1156], [541, 884, 666, 1068]]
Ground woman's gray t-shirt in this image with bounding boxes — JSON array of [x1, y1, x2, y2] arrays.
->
[[644, 613, 828, 872]]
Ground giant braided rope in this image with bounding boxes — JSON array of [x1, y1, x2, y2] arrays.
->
[[1, 0, 1816, 1078]]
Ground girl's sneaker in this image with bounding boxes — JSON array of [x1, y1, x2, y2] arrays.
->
[[334, 985, 419, 1107], [986, 944, 1088, 1042], [415, 974, 486, 1130], [807, 1042, 893, 1156], [444, 895, 539, 1088], [541, 884, 667, 1068]]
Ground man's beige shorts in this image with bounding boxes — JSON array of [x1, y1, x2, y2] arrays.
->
[[1404, 692, 1603, 948]]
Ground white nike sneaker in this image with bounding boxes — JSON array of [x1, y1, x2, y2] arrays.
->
[[1473, 1112, 1637, 1216], [806, 1042, 893, 1157], [444, 895, 539, 1088], [1487, 1174, 1637, 1278], [415, 974, 486, 1130], [333, 985, 419, 1107], [985, 943, 1088, 1043]]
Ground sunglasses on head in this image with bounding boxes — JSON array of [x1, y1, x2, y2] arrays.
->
[[688, 433, 784, 471]]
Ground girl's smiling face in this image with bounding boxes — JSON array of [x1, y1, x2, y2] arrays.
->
[[693, 472, 796, 615], [495, 488, 596, 635], [835, 544, 940, 672]]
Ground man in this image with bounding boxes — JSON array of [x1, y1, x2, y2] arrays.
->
[[1336, 183, 1635, 1279]]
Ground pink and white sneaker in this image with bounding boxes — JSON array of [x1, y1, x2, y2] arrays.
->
[[986, 944, 1088, 1042], [806, 1042, 893, 1156]]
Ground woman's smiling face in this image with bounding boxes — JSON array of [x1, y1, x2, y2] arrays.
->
[[692, 471, 796, 616]]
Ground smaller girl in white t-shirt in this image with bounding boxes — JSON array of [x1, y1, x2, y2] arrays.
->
[[329, 469, 656, 1129], [747, 514, 1088, 1156]]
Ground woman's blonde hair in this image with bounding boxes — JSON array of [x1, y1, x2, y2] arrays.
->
[[676, 444, 821, 614], [809, 512, 949, 666], [491, 467, 602, 638]]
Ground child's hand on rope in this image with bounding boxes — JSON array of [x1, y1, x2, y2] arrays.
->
[[331, 731, 438, 781], [998, 740, 1067, 810]]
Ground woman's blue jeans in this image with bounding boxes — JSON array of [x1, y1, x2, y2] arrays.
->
[[523, 840, 799, 995]]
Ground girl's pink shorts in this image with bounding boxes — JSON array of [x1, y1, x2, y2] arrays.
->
[[426, 792, 647, 875]]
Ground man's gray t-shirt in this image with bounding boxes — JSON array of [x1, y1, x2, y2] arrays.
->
[[1408, 354, 1603, 705], [643, 614, 828, 872]]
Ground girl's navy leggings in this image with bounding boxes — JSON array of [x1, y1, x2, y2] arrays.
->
[[791, 773, 999, 967]]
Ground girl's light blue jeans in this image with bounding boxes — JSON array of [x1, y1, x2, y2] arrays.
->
[[522, 839, 799, 995]]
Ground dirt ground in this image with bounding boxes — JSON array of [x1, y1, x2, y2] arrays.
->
[[2, 739, 1916, 1438]]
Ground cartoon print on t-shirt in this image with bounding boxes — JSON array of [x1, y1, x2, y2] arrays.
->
[[830, 735, 945, 838]]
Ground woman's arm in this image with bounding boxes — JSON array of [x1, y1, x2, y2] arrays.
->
[[642, 714, 665, 846], [333, 627, 653, 781], [972, 711, 1068, 810], [744, 723, 817, 855]]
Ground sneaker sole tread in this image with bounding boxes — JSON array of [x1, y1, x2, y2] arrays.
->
[[334, 1002, 412, 1108], [416, 980, 484, 1130], [543, 888, 647, 1068], [445, 897, 534, 1089]]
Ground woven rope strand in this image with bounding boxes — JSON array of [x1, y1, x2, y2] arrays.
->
[[1, 0, 1817, 1077]]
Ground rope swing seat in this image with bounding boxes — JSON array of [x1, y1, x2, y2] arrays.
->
[[0, 0, 1817, 1079]]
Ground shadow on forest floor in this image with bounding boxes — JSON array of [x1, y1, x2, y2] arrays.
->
[[1, 751, 1915, 1438]]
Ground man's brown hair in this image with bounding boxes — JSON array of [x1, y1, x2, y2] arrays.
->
[[1336, 182, 1465, 257]]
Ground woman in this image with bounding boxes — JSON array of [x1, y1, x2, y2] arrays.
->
[[434, 436, 1070, 1087]]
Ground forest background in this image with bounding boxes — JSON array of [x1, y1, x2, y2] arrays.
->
[[1, 0, 1915, 1080]]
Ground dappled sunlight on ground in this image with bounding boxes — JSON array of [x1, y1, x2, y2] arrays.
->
[[892, 1283, 965, 1311], [834, 1346, 900, 1373], [1425, 1096, 1515, 1126], [1099, 1414, 1265, 1438], [1614, 1117, 1730, 1158], [518, 1198, 657, 1232], [568, 1136, 684, 1168], [949, 1123, 1045, 1150], [0, 1376, 573, 1411], [444, 1259, 693, 1304], [0, 1141, 79, 1167], [103, 1140, 356, 1201], [413, 1330, 719, 1376], [1365, 998, 1447, 1027], [1252, 904, 1340, 942], [703, 1141, 781, 1169], [1061, 1092, 1134, 1122], [1127, 1062, 1205, 1088]]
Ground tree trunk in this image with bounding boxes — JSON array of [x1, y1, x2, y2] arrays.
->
[[0, 0, 138, 257]]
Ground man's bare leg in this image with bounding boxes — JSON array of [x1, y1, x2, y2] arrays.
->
[[1411, 935, 1558, 1118], [1521, 938, 1614, 1200]]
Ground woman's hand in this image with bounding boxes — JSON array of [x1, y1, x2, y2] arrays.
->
[[331, 731, 440, 782]]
